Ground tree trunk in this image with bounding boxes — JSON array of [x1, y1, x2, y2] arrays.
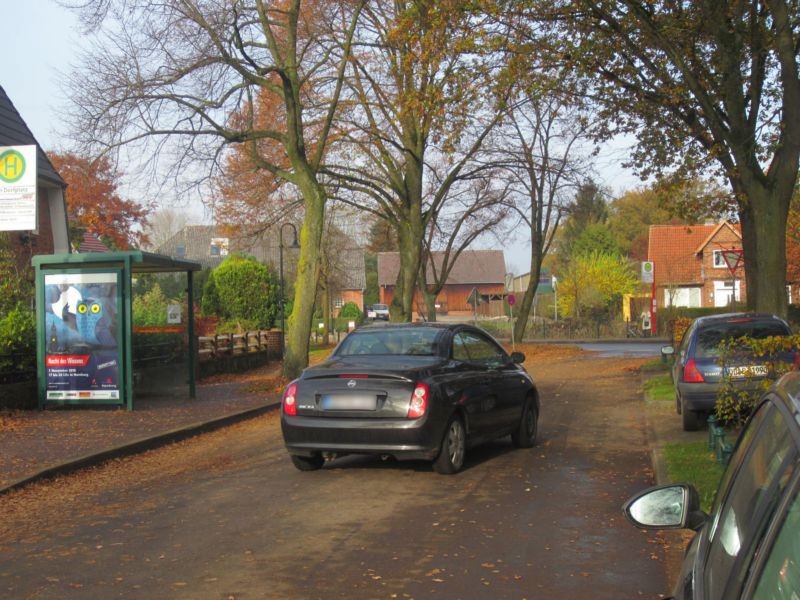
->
[[284, 181, 325, 379], [737, 181, 791, 316], [513, 264, 541, 343], [390, 207, 424, 322]]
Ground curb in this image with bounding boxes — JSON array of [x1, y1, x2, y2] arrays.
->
[[0, 402, 281, 497]]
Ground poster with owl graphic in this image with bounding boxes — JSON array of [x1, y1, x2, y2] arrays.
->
[[44, 271, 121, 402]]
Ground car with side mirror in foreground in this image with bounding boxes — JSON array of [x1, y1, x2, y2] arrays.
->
[[623, 370, 800, 599], [663, 312, 793, 431], [280, 323, 539, 474]]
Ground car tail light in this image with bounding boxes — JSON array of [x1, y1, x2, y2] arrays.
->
[[408, 383, 429, 418], [683, 359, 705, 383], [283, 382, 298, 416]]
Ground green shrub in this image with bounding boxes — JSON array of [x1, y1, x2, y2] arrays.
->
[[133, 284, 170, 327], [0, 305, 36, 375], [339, 301, 364, 321], [216, 318, 260, 334], [201, 255, 279, 329], [716, 333, 800, 426]]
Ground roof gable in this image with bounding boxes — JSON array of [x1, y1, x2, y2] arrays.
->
[[647, 221, 742, 285], [158, 224, 366, 289], [694, 220, 741, 254]]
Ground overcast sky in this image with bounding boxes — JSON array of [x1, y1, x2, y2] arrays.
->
[[4, 1, 644, 275]]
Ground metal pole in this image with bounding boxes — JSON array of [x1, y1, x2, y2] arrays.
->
[[279, 234, 285, 359], [553, 276, 558, 321]]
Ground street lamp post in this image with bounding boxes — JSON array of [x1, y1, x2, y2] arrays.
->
[[279, 223, 300, 359]]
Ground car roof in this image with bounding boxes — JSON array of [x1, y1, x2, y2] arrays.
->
[[693, 312, 789, 328], [356, 321, 455, 331]]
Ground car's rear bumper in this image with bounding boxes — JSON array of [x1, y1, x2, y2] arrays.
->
[[678, 380, 767, 412], [281, 414, 443, 460]]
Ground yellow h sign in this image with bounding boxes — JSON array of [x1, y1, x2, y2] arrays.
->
[[0, 149, 26, 183]]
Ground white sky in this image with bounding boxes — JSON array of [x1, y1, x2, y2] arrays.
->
[[3, 1, 644, 275]]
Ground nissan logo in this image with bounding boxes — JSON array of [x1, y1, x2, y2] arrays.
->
[[347, 379, 357, 388]]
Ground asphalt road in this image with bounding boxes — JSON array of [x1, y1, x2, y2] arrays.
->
[[0, 351, 669, 599]]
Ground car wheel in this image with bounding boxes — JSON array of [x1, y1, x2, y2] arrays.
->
[[681, 396, 702, 432], [290, 453, 324, 471], [433, 416, 466, 475], [511, 399, 538, 448]]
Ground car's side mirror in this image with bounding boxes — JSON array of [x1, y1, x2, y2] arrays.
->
[[509, 351, 525, 364], [623, 483, 707, 531], [661, 345, 675, 356]]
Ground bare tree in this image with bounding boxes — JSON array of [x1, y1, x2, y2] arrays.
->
[[324, 1, 507, 321], [492, 91, 593, 342], [144, 208, 189, 252], [61, 0, 365, 378], [417, 175, 511, 321]]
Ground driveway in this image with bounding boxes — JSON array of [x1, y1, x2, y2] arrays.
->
[[0, 345, 671, 599]]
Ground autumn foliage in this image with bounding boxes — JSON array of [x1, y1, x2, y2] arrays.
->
[[49, 151, 151, 250]]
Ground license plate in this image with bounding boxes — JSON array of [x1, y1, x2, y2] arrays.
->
[[320, 394, 377, 411], [726, 365, 768, 379]]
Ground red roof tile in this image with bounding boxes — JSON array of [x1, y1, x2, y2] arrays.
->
[[378, 250, 506, 287], [647, 221, 741, 285]]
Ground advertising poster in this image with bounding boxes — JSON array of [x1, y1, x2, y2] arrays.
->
[[44, 272, 121, 401]]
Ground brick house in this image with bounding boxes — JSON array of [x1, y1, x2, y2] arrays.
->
[[158, 224, 365, 314], [648, 220, 746, 309], [377, 249, 507, 317], [0, 85, 70, 266]]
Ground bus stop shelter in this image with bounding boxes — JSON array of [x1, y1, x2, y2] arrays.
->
[[33, 251, 201, 410]]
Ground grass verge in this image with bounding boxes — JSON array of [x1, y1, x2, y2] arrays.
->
[[663, 440, 724, 512], [643, 374, 674, 401]]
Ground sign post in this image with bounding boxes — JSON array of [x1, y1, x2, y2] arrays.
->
[[641, 261, 656, 336]]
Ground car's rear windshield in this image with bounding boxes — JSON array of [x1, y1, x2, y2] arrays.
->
[[336, 328, 442, 356], [695, 320, 790, 358], [373, 304, 388, 310]]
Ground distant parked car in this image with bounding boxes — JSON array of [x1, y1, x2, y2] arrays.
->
[[662, 312, 793, 431], [280, 323, 539, 474], [623, 370, 800, 599], [371, 303, 390, 320]]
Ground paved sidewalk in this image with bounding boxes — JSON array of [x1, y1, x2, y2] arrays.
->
[[0, 363, 285, 494]]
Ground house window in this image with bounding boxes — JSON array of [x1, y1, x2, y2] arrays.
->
[[664, 287, 702, 308], [334, 297, 343, 309], [787, 285, 793, 305], [210, 237, 229, 257], [175, 245, 186, 258], [713, 249, 741, 270]]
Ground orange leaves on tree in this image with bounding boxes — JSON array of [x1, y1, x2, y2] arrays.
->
[[49, 152, 152, 250]]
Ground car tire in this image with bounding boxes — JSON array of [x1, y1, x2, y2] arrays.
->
[[290, 453, 324, 471], [511, 399, 538, 448], [681, 396, 702, 432], [433, 416, 466, 475]]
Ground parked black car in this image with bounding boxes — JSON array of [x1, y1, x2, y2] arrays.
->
[[663, 312, 793, 431], [280, 323, 539, 474], [624, 370, 800, 599]]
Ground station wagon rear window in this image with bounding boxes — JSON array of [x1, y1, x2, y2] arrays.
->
[[336, 328, 442, 356], [695, 321, 790, 358]]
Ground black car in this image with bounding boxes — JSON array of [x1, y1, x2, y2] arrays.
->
[[663, 312, 793, 431], [623, 370, 800, 599], [280, 323, 539, 474]]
